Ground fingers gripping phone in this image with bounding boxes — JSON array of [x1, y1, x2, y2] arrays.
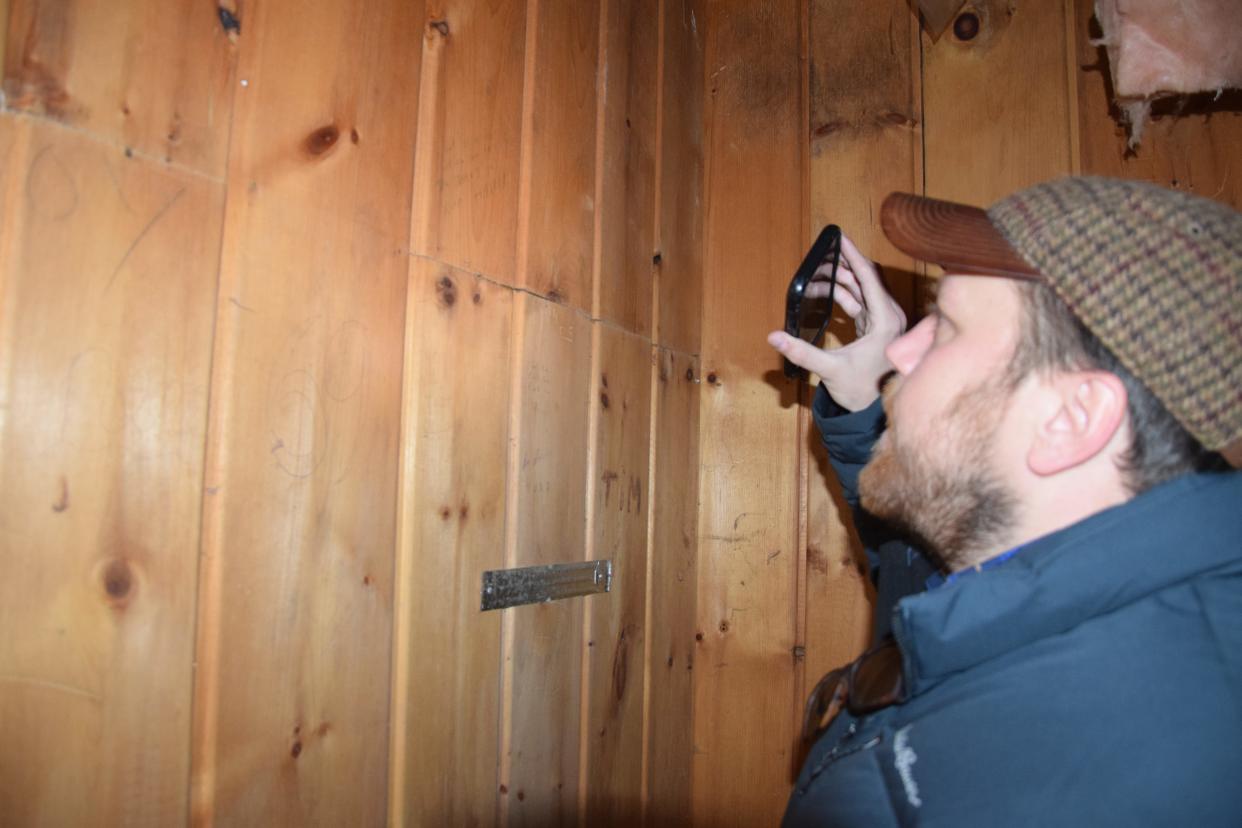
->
[[783, 224, 842, 380]]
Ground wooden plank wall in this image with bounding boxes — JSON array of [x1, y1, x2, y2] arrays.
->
[[0, 0, 234, 823], [391, 2, 704, 827], [2, 0, 1240, 826], [0, 0, 706, 826], [694, 1, 805, 824]]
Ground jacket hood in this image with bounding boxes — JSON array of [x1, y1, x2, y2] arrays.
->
[[894, 471, 1242, 696]]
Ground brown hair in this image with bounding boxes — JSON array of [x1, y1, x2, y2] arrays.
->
[[1011, 281, 1227, 494]]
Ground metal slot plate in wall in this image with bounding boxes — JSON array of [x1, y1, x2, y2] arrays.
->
[[480, 560, 613, 611]]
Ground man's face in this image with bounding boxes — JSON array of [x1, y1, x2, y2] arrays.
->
[[859, 276, 1026, 570]]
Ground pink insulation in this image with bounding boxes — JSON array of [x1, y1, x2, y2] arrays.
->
[[1094, 0, 1242, 97]]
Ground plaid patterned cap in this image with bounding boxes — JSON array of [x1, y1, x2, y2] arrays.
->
[[881, 177, 1242, 468]]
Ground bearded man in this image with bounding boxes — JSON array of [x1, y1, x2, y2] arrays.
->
[[768, 177, 1241, 826]]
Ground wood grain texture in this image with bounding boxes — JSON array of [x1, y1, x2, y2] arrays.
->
[[645, 348, 701, 825], [803, 0, 923, 686], [409, 0, 526, 282], [0, 115, 223, 826], [390, 260, 512, 827], [596, 0, 657, 334], [922, 0, 1074, 203], [521, 0, 600, 310], [502, 293, 592, 827], [3, 0, 236, 177], [657, 0, 705, 354], [808, 0, 923, 290], [694, 2, 805, 823], [582, 325, 653, 825], [190, 0, 421, 824], [1072, 0, 1242, 208]]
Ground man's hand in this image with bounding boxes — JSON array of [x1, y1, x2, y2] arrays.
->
[[768, 235, 907, 411]]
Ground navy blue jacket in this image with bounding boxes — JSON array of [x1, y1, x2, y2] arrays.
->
[[790, 389, 1242, 826]]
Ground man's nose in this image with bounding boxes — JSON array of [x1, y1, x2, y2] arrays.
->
[[884, 315, 935, 376]]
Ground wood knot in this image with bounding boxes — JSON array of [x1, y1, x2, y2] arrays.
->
[[99, 558, 135, 606], [953, 11, 980, 41], [430, 19, 450, 36], [52, 475, 70, 512], [435, 275, 457, 307], [304, 124, 340, 157], [600, 391, 611, 409]]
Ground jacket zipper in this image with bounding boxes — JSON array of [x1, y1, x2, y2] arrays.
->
[[802, 724, 884, 790]]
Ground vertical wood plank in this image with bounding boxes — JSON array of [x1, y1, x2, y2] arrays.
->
[[645, 348, 701, 824], [409, 0, 526, 282], [803, 0, 923, 684], [521, 0, 600, 310], [390, 261, 512, 826], [808, 0, 922, 299], [694, 1, 805, 823], [922, 0, 1074, 203], [596, 0, 658, 334], [1072, 0, 1242, 208], [583, 326, 653, 825], [190, 0, 421, 824], [3, 0, 236, 177], [656, 0, 705, 354], [0, 116, 223, 826], [503, 294, 592, 826]]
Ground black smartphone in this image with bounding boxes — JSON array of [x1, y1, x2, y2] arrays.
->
[[783, 224, 842, 379]]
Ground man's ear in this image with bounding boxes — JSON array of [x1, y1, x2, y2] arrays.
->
[[1027, 371, 1128, 476]]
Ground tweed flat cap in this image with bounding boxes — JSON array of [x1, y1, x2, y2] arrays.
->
[[881, 177, 1242, 468]]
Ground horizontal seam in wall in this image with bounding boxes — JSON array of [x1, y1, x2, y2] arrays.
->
[[0, 107, 227, 185], [405, 251, 701, 360]]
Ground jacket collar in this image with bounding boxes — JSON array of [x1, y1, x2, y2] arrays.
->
[[893, 471, 1242, 696]]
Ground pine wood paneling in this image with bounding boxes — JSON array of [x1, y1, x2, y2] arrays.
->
[[3, 0, 236, 177], [582, 325, 653, 825], [521, 0, 599, 310], [923, 0, 1074, 203], [596, 0, 657, 333], [190, 0, 421, 823], [694, 2, 805, 823], [657, 0, 705, 354], [802, 0, 923, 686], [501, 294, 593, 826], [408, 1, 526, 282], [0, 115, 223, 826], [645, 348, 701, 824], [390, 260, 512, 826]]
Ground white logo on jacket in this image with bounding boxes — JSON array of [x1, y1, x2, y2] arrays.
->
[[894, 726, 922, 808]]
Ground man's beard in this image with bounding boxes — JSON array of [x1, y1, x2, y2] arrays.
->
[[859, 376, 1019, 572]]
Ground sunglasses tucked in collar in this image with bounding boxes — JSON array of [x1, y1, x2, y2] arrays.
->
[[801, 636, 907, 748]]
